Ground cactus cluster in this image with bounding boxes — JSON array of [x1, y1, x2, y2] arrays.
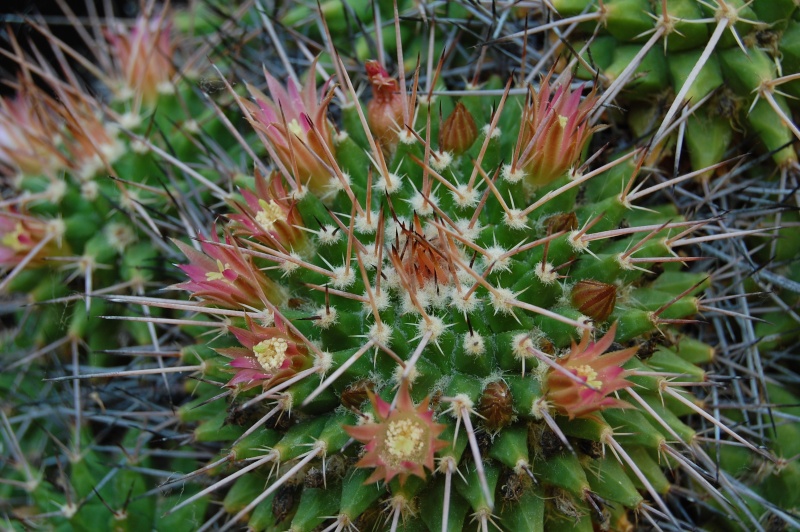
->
[[1, 1, 799, 531]]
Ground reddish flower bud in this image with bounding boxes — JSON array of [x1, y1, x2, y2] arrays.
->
[[439, 102, 478, 155], [366, 60, 406, 154], [571, 279, 617, 322], [245, 59, 336, 196], [105, 10, 176, 104], [514, 76, 599, 189], [543, 212, 579, 234]]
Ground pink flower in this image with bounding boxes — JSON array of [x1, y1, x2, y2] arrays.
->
[[105, 11, 176, 103], [366, 60, 406, 155], [0, 87, 64, 177], [173, 230, 287, 309], [245, 62, 336, 196], [345, 381, 447, 486], [227, 169, 308, 254], [546, 322, 636, 420], [216, 315, 310, 390], [0, 208, 67, 267], [514, 75, 599, 189]]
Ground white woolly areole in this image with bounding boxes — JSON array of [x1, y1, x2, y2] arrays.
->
[[280, 252, 302, 275], [104, 222, 136, 253], [317, 224, 341, 246], [323, 173, 349, 200], [360, 243, 381, 269], [289, 185, 308, 201], [426, 283, 450, 310], [156, 81, 176, 95], [453, 184, 480, 209], [382, 266, 400, 291], [450, 287, 480, 314], [504, 209, 528, 229], [368, 322, 392, 345], [408, 192, 437, 216], [330, 265, 355, 289], [398, 129, 416, 145], [535, 261, 558, 284], [401, 289, 428, 315], [616, 253, 636, 271], [567, 230, 590, 252], [448, 393, 474, 417], [314, 351, 333, 375], [430, 150, 452, 172], [385, 215, 408, 239], [530, 397, 550, 420], [119, 112, 141, 130], [418, 315, 446, 342], [355, 212, 380, 234], [364, 289, 390, 312], [482, 124, 501, 139], [575, 315, 593, 336], [512, 334, 535, 361], [463, 332, 485, 356], [314, 306, 338, 329], [490, 287, 516, 315], [482, 245, 511, 272], [454, 218, 481, 244], [394, 363, 419, 386], [333, 130, 349, 145], [501, 164, 526, 183], [183, 120, 200, 134], [130, 139, 150, 154], [375, 172, 403, 195], [41, 180, 65, 205]]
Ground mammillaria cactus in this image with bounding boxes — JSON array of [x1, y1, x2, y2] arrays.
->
[[1, 1, 798, 531]]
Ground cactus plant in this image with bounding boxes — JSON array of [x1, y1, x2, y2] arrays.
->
[[1, 1, 798, 531]]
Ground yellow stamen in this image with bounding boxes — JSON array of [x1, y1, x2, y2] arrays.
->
[[253, 337, 289, 373], [255, 199, 286, 231], [384, 418, 425, 464], [576, 365, 602, 389], [287, 118, 305, 139], [1, 222, 29, 252], [205, 259, 231, 281]]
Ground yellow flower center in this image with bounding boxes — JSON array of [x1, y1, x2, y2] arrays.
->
[[287, 118, 305, 139], [205, 259, 231, 282], [2, 222, 29, 252], [558, 114, 568, 128], [575, 365, 602, 389], [255, 199, 286, 231], [253, 337, 289, 373], [384, 418, 425, 463]]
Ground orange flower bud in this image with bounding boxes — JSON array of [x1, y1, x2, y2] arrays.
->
[[439, 102, 478, 155]]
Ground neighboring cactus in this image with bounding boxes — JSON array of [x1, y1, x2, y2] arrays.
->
[[1, 1, 798, 531]]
